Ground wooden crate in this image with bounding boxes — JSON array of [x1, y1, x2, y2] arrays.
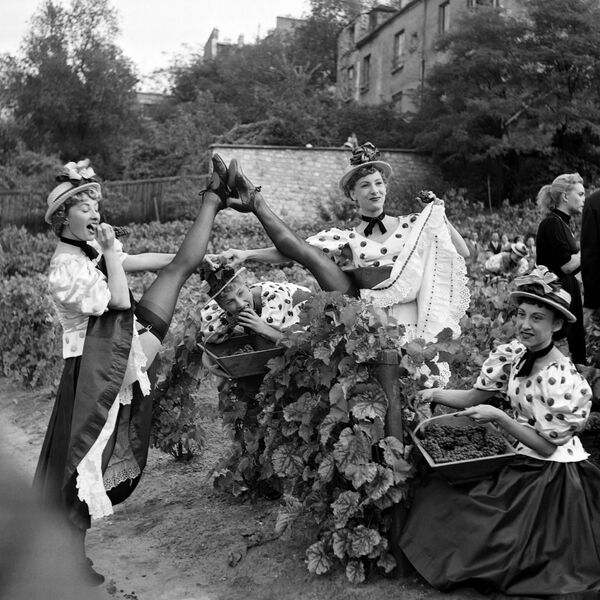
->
[[200, 334, 283, 378], [411, 414, 516, 485]]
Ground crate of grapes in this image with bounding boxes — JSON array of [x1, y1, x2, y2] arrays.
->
[[411, 414, 516, 485], [200, 334, 284, 378]]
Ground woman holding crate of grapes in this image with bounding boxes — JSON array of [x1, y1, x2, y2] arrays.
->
[[401, 266, 600, 596]]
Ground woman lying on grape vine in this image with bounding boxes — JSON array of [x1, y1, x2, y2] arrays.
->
[[401, 266, 600, 596], [34, 158, 229, 585], [197, 263, 312, 377], [207, 142, 470, 344], [198, 263, 311, 344]]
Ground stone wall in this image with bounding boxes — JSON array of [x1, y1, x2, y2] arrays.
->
[[210, 144, 442, 223]]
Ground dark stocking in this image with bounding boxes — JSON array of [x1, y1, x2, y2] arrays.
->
[[136, 194, 221, 329], [253, 196, 355, 295]]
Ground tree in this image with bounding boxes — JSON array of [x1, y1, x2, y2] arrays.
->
[[4, 0, 139, 178], [411, 0, 600, 203]]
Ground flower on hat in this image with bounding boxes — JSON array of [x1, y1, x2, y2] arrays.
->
[[56, 159, 98, 186], [514, 266, 557, 294], [349, 142, 380, 166]]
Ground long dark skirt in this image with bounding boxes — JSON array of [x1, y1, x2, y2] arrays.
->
[[33, 306, 155, 532], [399, 456, 600, 597], [560, 272, 586, 365]]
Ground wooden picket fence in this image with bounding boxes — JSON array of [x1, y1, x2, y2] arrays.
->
[[0, 175, 208, 232]]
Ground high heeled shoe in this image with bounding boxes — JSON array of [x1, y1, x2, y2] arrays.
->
[[225, 159, 262, 213], [199, 154, 231, 208]]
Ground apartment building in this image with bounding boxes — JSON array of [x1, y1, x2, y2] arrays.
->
[[337, 0, 521, 112]]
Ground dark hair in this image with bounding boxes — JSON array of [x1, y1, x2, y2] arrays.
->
[[516, 294, 568, 340], [200, 265, 240, 298], [343, 165, 388, 198]]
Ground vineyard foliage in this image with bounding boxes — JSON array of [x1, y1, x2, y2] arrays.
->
[[2, 195, 600, 581]]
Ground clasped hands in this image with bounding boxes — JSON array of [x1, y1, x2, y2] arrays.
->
[[204, 248, 246, 270]]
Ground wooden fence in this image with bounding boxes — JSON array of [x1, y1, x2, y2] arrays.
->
[[0, 175, 208, 232]]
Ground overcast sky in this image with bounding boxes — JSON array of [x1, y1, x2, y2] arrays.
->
[[1, 0, 310, 85]]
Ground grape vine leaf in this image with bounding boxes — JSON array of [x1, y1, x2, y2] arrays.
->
[[275, 496, 304, 536], [345, 560, 366, 584], [377, 552, 397, 574], [306, 541, 332, 575], [333, 427, 372, 472], [271, 444, 304, 477], [345, 462, 378, 489], [317, 453, 336, 483], [364, 465, 395, 501], [331, 490, 361, 528], [332, 528, 352, 559], [350, 525, 382, 557]]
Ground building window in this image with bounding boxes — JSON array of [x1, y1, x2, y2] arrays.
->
[[348, 24, 355, 44], [393, 30, 405, 71], [361, 55, 371, 92], [439, 1, 450, 33], [369, 12, 378, 30], [392, 90, 404, 112], [347, 65, 355, 97], [467, 0, 499, 7]]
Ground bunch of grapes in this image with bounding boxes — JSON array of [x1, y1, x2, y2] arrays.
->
[[420, 424, 507, 463], [231, 344, 255, 355]]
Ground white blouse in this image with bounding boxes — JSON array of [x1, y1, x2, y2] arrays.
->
[[48, 239, 128, 358]]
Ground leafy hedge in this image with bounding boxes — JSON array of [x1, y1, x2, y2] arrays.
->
[[0, 273, 62, 387]]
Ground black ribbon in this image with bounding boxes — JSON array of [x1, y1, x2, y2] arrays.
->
[[361, 212, 387, 237], [60, 236, 106, 275], [515, 342, 554, 378]]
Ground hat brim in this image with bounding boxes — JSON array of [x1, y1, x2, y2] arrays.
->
[[207, 267, 247, 303], [338, 160, 393, 192], [510, 291, 576, 323], [45, 182, 101, 224]]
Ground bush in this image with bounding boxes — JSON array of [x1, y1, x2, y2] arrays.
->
[[0, 273, 62, 387]]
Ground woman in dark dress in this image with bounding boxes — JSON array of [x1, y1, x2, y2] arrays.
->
[[535, 172, 587, 364], [34, 158, 228, 584], [400, 267, 600, 597]]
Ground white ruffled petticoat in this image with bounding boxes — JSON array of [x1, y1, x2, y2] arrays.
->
[[361, 203, 470, 343], [75, 324, 151, 520]]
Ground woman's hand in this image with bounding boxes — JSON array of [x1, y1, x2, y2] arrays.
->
[[204, 249, 247, 269], [236, 307, 273, 336], [415, 389, 437, 405], [95, 223, 117, 252], [456, 404, 505, 424], [416, 190, 444, 208]]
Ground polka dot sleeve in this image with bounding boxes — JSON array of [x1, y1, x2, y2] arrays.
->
[[532, 363, 592, 445], [305, 228, 351, 259], [474, 340, 525, 392], [199, 300, 237, 344]]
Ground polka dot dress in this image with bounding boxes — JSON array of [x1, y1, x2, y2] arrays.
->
[[306, 215, 419, 268], [475, 340, 592, 461]]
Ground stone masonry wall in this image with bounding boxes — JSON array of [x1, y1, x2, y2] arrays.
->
[[210, 144, 443, 224]]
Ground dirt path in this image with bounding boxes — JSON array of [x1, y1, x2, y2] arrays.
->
[[0, 377, 494, 600]]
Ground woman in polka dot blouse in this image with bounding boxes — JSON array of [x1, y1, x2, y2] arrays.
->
[[398, 266, 600, 596], [198, 264, 311, 346], [207, 143, 470, 344]]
